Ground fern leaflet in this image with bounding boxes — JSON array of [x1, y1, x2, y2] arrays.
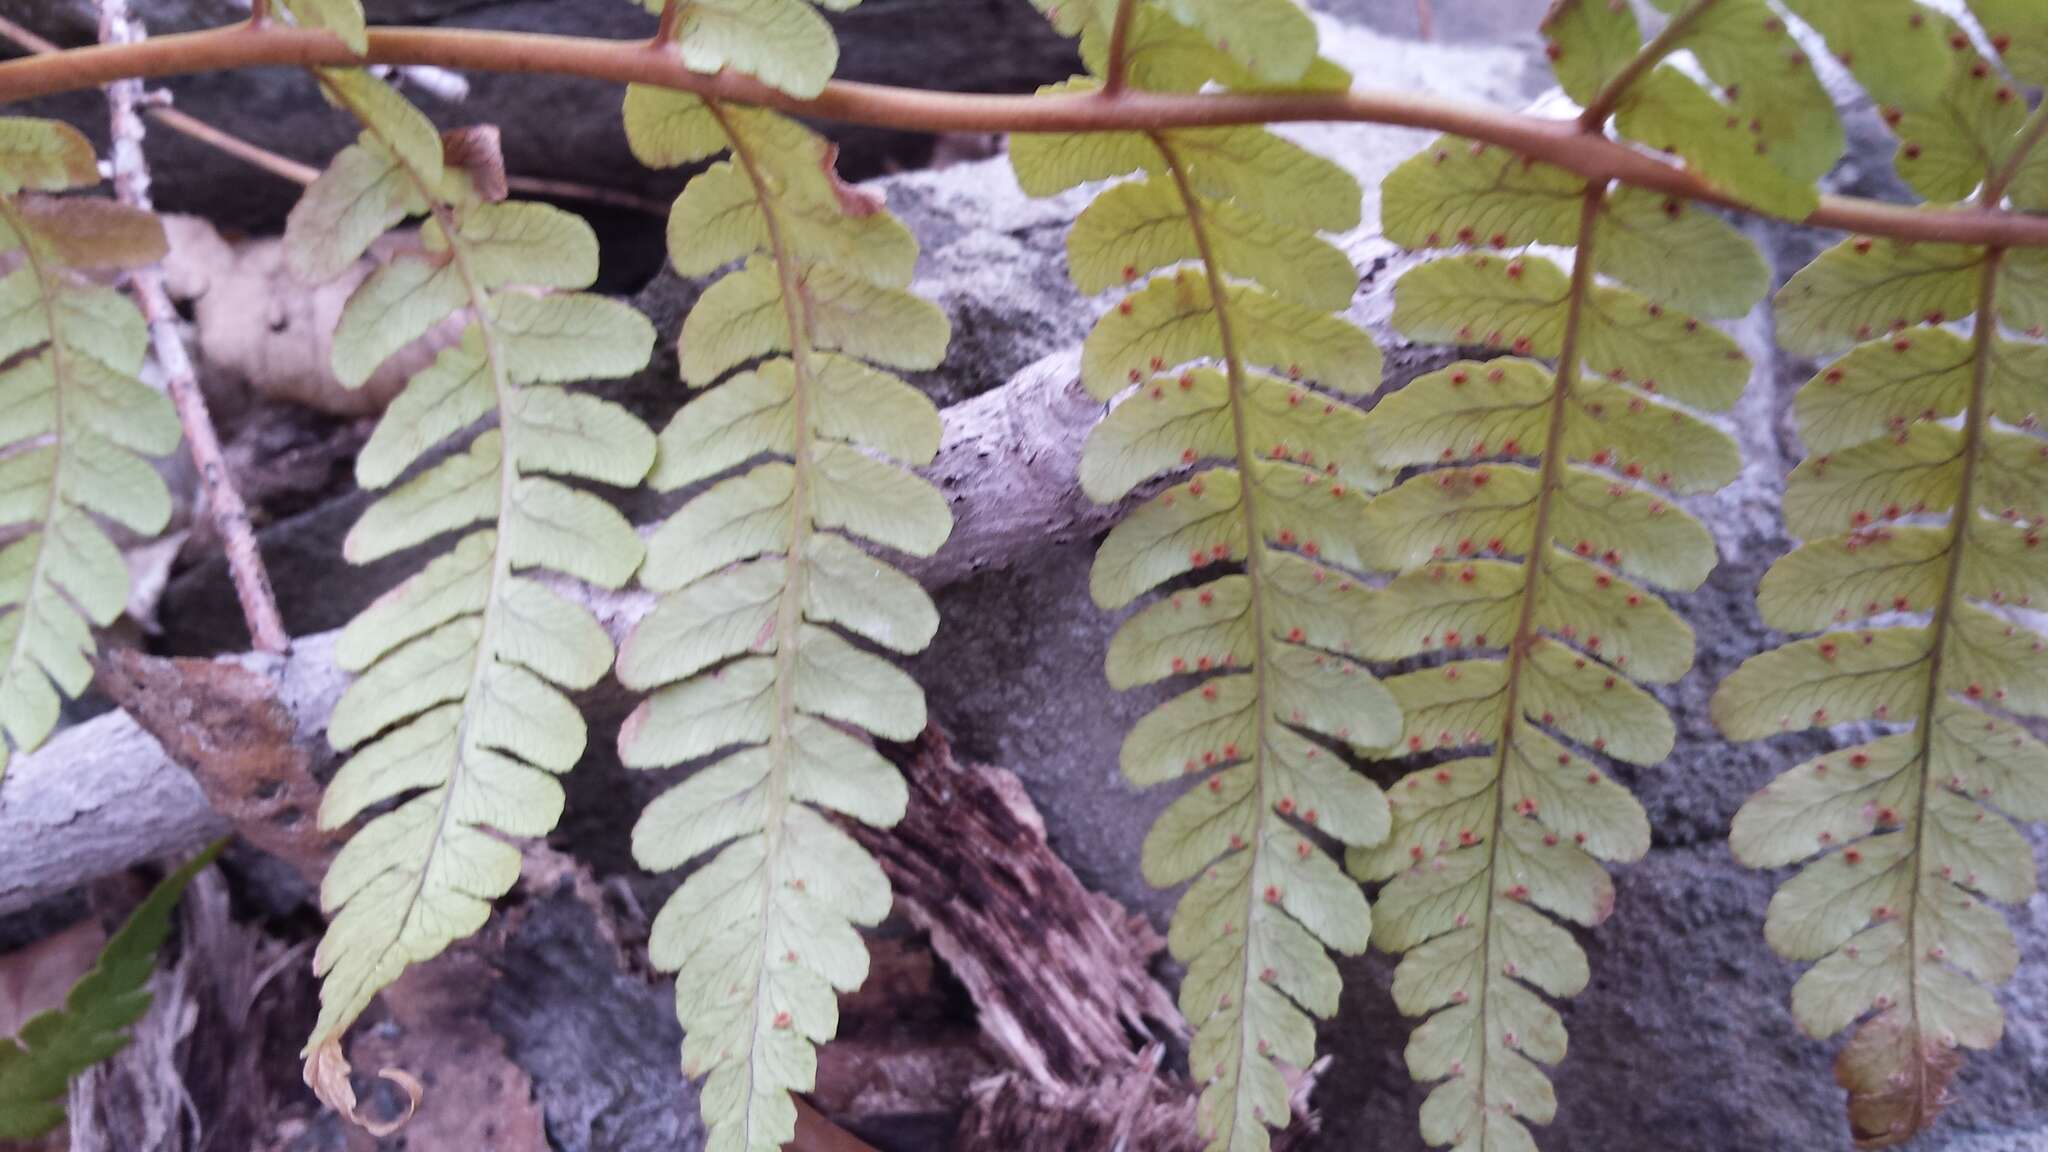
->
[[284, 69, 657, 1113], [616, 80, 951, 1152], [0, 118, 179, 783], [1354, 6, 1773, 1146], [1717, 17, 2048, 1144], [1014, 7, 1400, 1150], [0, 840, 223, 1139]]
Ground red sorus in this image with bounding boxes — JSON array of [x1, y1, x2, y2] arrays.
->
[[1277, 796, 1296, 815], [1459, 566, 1477, 583], [1849, 752, 1870, 768], [1966, 683, 1986, 699], [1587, 770, 1601, 785], [773, 1011, 793, 1030], [1178, 372, 1195, 390], [1625, 593, 1643, 608], [1263, 885, 1282, 904], [1844, 847, 1863, 865], [1543, 833, 1560, 847], [1207, 776, 1223, 793], [1189, 477, 1206, 496], [1121, 264, 1137, 281], [1408, 735, 1426, 751], [1506, 259, 1525, 279], [1304, 809, 1319, 825], [1592, 738, 1608, 751], [1211, 543, 1229, 559], [1457, 537, 1476, 555], [1512, 337, 1534, 355], [1505, 884, 1530, 902], [1892, 337, 1913, 352], [1288, 627, 1305, 643], [1825, 368, 1845, 384], [1296, 839, 1313, 860], [1435, 767, 1453, 783], [1288, 363, 1303, 380], [1458, 829, 1479, 846], [1117, 299, 1134, 315], [1451, 369, 1470, 385], [1228, 834, 1245, 850], [1197, 588, 1214, 606], [1515, 798, 1539, 817], [1545, 41, 1563, 60], [1201, 684, 1218, 701], [1411, 844, 1426, 862], [1172, 657, 1189, 673]]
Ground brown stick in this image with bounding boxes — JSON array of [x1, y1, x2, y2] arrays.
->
[[95, 0, 290, 654], [0, 23, 2043, 247]]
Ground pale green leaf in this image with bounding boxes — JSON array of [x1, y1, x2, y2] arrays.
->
[[1775, 236, 1984, 358], [1538, 0, 1641, 108]]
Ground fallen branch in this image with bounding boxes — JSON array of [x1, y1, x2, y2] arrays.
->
[[0, 348, 1108, 914]]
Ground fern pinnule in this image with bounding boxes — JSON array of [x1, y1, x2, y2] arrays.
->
[[284, 69, 657, 1113], [614, 0, 857, 100], [1717, 18, 2048, 1142], [0, 117, 179, 784], [1016, 7, 1401, 1150], [1356, 6, 1775, 1144], [617, 83, 951, 1152]]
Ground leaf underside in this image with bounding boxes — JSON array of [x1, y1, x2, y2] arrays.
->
[[1018, 6, 1408, 1151], [618, 67, 953, 1151], [0, 118, 177, 786], [1361, 3, 1782, 1147], [1717, 7, 2048, 1148], [288, 67, 657, 1113]]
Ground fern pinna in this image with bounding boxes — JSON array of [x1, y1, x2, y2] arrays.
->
[[1716, 8, 2048, 1145], [282, 62, 657, 1112], [611, 6, 952, 1146], [1014, 5, 1400, 1149], [0, 118, 179, 782], [1350, 1, 1800, 1147]]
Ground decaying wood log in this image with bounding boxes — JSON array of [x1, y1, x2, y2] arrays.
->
[[0, 347, 1114, 915]]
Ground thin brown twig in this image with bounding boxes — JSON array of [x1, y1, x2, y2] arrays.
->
[[3, 17, 673, 210], [1414, 0, 1434, 41], [1, 24, 2045, 248], [97, 0, 290, 655]]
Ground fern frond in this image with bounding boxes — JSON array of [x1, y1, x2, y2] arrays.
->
[[617, 82, 950, 1152], [1014, 8, 1402, 1150], [1717, 32, 2048, 1136], [0, 840, 223, 1139], [284, 70, 656, 1109], [0, 118, 179, 784], [1356, 8, 1769, 1140]]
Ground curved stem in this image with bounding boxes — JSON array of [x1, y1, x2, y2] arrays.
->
[[1987, 99, 2048, 207], [3, 24, 2048, 247], [1899, 248, 2001, 1131], [1156, 129, 1273, 1136], [1469, 185, 1605, 1132], [1578, 0, 1722, 129], [1101, 0, 1140, 97]]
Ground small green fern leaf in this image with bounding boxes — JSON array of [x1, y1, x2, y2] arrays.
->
[[285, 71, 656, 1111], [1359, 81, 1756, 1150], [0, 118, 179, 784], [618, 83, 950, 1152], [1017, 7, 1400, 1149], [276, 0, 369, 53], [0, 840, 224, 1140]]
